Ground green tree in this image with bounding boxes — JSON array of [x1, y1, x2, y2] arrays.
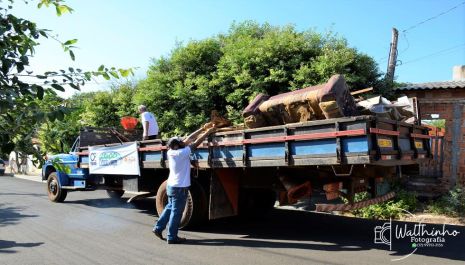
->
[[0, 0, 132, 157], [37, 85, 139, 155], [79, 91, 119, 128], [134, 21, 382, 136], [133, 38, 223, 136], [37, 91, 86, 154], [112, 82, 138, 118], [423, 119, 446, 129]]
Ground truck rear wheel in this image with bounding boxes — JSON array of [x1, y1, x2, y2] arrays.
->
[[47, 172, 67, 202], [106, 190, 125, 198], [156, 180, 207, 228]]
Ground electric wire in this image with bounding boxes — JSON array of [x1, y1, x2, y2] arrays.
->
[[397, 43, 465, 66], [402, 1, 465, 33]]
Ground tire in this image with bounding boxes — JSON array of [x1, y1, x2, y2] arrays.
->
[[47, 172, 67, 202], [106, 190, 125, 198], [156, 180, 208, 229]]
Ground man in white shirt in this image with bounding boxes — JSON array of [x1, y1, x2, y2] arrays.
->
[[138, 105, 159, 140], [152, 124, 215, 244]]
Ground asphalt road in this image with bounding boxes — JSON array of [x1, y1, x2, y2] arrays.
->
[[1, 175, 464, 265]]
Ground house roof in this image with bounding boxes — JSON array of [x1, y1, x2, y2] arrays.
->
[[396, 80, 465, 91]]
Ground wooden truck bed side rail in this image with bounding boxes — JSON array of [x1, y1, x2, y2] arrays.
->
[[77, 116, 431, 169]]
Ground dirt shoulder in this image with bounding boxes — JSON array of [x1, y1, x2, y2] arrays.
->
[[339, 211, 465, 226], [400, 213, 465, 226]]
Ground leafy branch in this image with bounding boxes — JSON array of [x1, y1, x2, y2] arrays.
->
[[0, 0, 133, 160]]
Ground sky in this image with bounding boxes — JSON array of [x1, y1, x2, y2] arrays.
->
[[12, 0, 465, 97]]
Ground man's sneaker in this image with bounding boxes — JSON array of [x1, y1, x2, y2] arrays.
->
[[167, 237, 187, 244], [152, 229, 164, 241]]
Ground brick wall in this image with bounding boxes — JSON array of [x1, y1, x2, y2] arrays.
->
[[401, 89, 465, 187]]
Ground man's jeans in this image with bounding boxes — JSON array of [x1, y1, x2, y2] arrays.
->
[[153, 186, 188, 241]]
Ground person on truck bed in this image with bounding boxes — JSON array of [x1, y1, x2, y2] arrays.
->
[[152, 123, 216, 244], [138, 105, 159, 140]]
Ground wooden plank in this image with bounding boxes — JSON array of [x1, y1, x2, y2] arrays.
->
[[350, 87, 373, 96], [369, 128, 400, 136], [410, 133, 432, 139]]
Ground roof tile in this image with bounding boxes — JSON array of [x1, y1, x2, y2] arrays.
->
[[396, 80, 465, 91]]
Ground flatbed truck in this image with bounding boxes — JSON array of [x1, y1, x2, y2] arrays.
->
[[42, 115, 431, 227]]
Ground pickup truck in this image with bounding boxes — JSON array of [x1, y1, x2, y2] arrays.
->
[[42, 115, 431, 227]]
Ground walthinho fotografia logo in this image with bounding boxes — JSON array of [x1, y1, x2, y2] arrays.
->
[[373, 209, 461, 261], [374, 222, 392, 249]]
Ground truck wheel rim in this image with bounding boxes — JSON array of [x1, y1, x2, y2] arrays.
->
[[49, 179, 57, 195]]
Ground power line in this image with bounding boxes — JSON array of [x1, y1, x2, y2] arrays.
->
[[396, 1, 465, 65], [382, 1, 464, 70], [402, 1, 465, 33], [397, 43, 465, 66], [397, 31, 410, 56]]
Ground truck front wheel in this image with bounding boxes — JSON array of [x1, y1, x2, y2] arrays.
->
[[156, 180, 207, 228], [47, 172, 67, 202]]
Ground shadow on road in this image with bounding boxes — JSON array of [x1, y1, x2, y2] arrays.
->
[[185, 238, 366, 252], [59, 196, 465, 262], [0, 203, 38, 227], [0, 240, 43, 254], [64, 197, 158, 217], [0, 192, 47, 198], [187, 209, 465, 262]]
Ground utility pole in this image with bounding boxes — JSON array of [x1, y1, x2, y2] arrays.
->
[[386, 28, 399, 87]]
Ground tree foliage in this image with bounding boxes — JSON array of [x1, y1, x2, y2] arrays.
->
[[37, 92, 84, 154], [34, 21, 385, 154], [37, 84, 138, 154], [0, 0, 132, 158], [134, 21, 382, 136], [423, 119, 446, 129]]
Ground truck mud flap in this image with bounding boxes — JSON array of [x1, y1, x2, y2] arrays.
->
[[209, 169, 239, 220], [123, 176, 140, 192], [315, 191, 395, 212]]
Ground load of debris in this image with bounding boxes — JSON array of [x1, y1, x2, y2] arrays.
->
[[134, 74, 417, 139], [242, 74, 417, 129], [357, 95, 417, 123]]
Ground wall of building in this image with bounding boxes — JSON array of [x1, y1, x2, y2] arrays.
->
[[401, 89, 465, 187], [7, 152, 41, 176]]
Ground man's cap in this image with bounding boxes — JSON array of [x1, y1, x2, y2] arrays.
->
[[167, 136, 182, 148]]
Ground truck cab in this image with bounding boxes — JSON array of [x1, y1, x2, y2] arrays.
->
[[42, 136, 87, 202], [42, 128, 146, 202]]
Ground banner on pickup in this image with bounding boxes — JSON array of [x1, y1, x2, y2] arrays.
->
[[89, 142, 140, 175]]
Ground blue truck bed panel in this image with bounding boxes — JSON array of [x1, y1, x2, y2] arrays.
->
[[212, 146, 243, 159], [342, 136, 370, 153], [291, 139, 336, 155]]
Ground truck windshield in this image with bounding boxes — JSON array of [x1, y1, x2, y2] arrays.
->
[[70, 137, 80, 153]]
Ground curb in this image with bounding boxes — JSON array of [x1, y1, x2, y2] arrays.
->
[[13, 174, 43, 183]]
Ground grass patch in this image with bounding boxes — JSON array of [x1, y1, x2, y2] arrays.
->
[[349, 190, 417, 220], [426, 186, 465, 217]]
